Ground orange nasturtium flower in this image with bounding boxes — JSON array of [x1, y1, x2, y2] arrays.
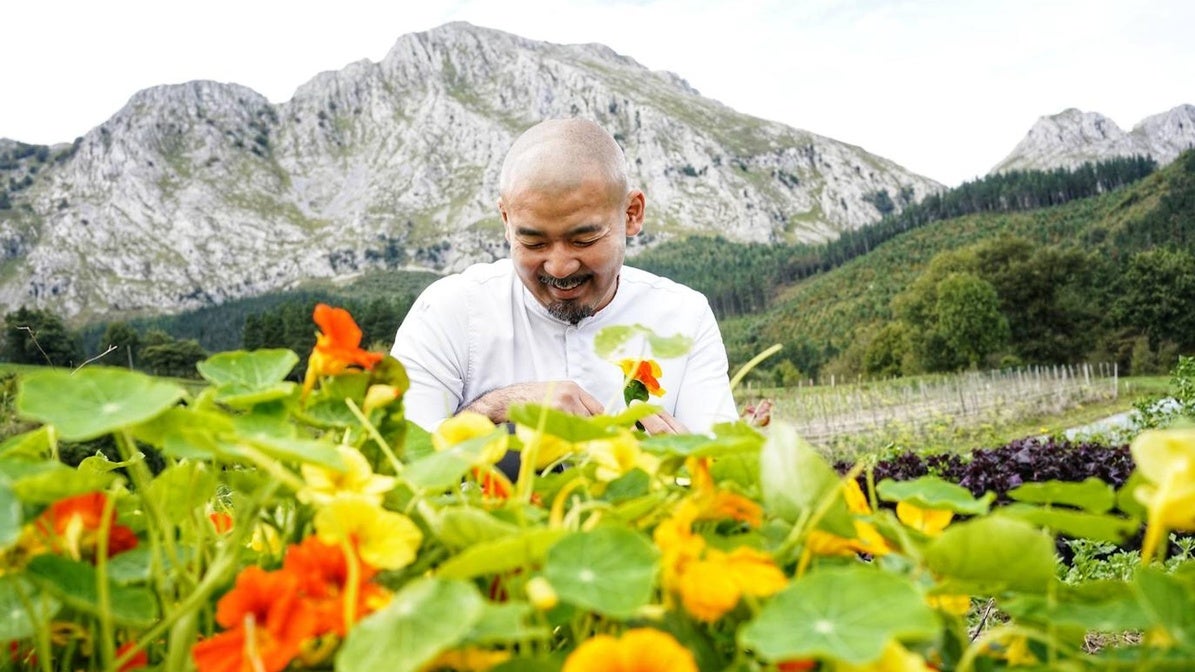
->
[[563, 628, 698, 672], [1130, 427, 1195, 563], [32, 492, 138, 561], [193, 567, 318, 672], [302, 303, 385, 398], [620, 358, 665, 404], [677, 546, 787, 622]]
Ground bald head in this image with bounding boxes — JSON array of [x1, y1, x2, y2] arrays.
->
[[499, 119, 629, 204]]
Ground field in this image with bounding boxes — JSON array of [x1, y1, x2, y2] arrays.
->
[[737, 364, 1170, 458]]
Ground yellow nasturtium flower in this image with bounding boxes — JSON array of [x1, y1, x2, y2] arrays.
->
[[581, 429, 658, 482], [314, 497, 423, 570], [433, 411, 509, 465], [515, 424, 576, 469], [563, 628, 697, 672], [300, 446, 397, 506], [1130, 428, 1195, 563], [834, 640, 935, 671], [896, 501, 954, 535]]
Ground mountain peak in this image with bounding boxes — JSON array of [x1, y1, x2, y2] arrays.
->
[[991, 105, 1195, 174]]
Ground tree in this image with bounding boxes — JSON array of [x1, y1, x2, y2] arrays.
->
[[2, 307, 84, 367], [140, 338, 207, 379], [100, 322, 141, 368], [1114, 248, 1195, 351], [935, 273, 1009, 368]]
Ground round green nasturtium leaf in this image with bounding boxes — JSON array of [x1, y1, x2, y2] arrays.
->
[[740, 566, 938, 664], [760, 423, 855, 536], [17, 367, 185, 441], [337, 578, 485, 672], [196, 349, 298, 387], [924, 515, 1057, 594], [543, 525, 658, 619], [1007, 477, 1116, 513], [0, 576, 61, 640], [436, 529, 566, 580], [876, 476, 994, 515], [26, 555, 158, 627]]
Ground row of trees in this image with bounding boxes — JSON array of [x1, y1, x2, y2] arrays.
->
[[633, 156, 1158, 319], [2, 294, 415, 380]]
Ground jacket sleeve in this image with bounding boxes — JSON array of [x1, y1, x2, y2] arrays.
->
[[672, 300, 738, 434], [390, 277, 471, 432]]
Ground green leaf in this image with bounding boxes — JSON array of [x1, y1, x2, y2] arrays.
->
[[337, 578, 485, 672], [5, 460, 114, 505], [543, 526, 658, 619], [759, 423, 854, 536], [196, 349, 298, 387], [1001, 504, 1139, 542], [436, 529, 566, 580], [641, 431, 761, 459], [876, 476, 994, 515], [603, 468, 651, 503], [594, 326, 635, 359], [196, 349, 299, 408], [1002, 581, 1151, 631], [924, 515, 1057, 594], [740, 566, 938, 664], [17, 367, 186, 441], [0, 575, 61, 640], [145, 462, 218, 523], [1135, 566, 1195, 649], [244, 435, 344, 470], [509, 404, 616, 442], [463, 602, 550, 645], [0, 474, 21, 549], [647, 331, 694, 359], [593, 324, 693, 360], [0, 427, 52, 459], [437, 508, 521, 550], [26, 554, 158, 626], [105, 545, 193, 585], [1007, 477, 1116, 513], [404, 431, 502, 491]]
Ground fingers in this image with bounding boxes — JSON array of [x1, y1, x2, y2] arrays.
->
[[637, 410, 688, 436]]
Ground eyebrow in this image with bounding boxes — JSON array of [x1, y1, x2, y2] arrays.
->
[[514, 224, 607, 238]]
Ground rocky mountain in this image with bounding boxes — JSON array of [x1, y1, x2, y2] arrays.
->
[[0, 22, 940, 323], [990, 104, 1195, 174]]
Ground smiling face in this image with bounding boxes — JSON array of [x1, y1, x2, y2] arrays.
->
[[497, 119, 644, 324], [501, 177, 644, 324]]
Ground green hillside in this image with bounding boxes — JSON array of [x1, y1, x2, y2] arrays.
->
[[710, 151, 1195, 380]]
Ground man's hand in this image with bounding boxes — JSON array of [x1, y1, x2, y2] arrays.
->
[[464, 381, 604, 423], [636, 409, 688, 436]]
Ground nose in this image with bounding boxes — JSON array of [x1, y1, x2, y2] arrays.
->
[[543, 247, 581, 278]]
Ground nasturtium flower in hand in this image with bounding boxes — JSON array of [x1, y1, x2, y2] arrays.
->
[[302, 303, 385, 398], [619, 358, 665, 405], [1130, 427, 1195, 562]]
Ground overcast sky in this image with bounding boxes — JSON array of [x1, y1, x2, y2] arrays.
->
[[3, 0, 1191, 186]]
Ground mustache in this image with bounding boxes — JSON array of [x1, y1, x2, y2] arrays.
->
[[538, 273, 591, 290]]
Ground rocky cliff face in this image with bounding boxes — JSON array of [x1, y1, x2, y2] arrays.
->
[[991, 105, 1195, 174], [0, 22, 941, 322]]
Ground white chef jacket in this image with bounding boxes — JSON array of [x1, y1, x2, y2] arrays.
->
[[391, 259, 738, 433]]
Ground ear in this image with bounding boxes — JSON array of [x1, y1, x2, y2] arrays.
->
[[624, 190, 645, 237], [497, 197, 511, 243]]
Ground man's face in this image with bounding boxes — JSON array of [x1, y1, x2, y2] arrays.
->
[[500, 179, 644, 324]]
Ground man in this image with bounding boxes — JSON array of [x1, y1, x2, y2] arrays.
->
[[391, 118, 736, 435]]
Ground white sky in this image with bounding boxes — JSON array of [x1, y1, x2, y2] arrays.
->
[[2, 0, 1191, 186]]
